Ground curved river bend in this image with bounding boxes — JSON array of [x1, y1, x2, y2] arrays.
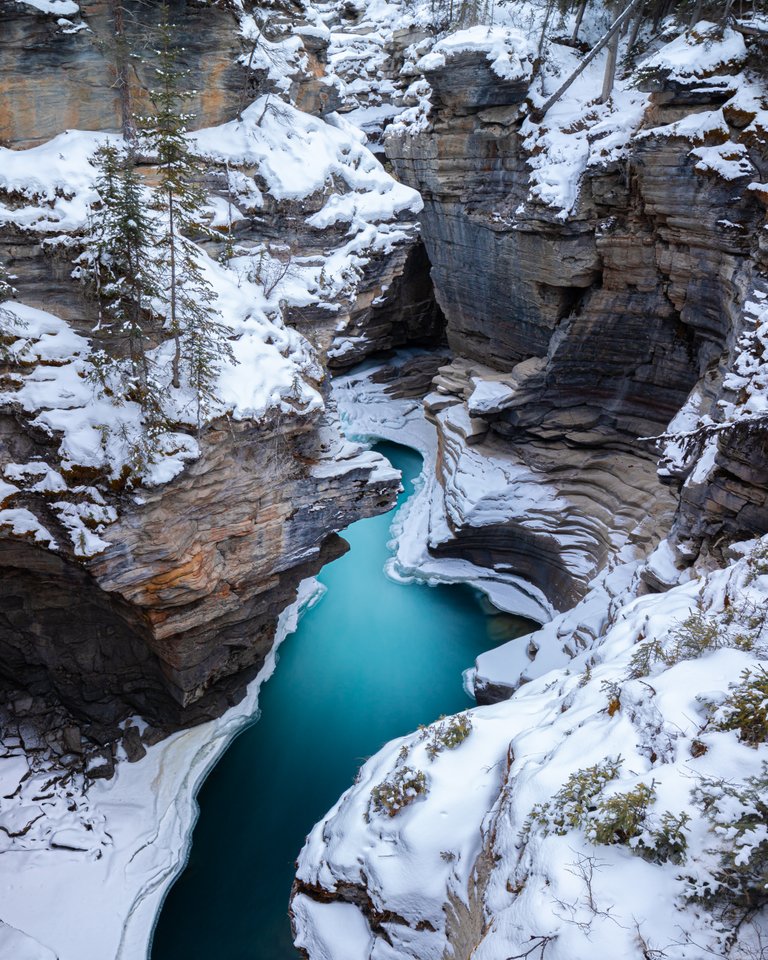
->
[[152, 442, 535, 960]]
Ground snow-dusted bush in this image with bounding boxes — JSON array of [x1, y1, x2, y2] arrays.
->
[[589, 782, 655, 847], [647, 810, 691, 866], [627, 612, 723, 678], [744, 542, 768, 585], [526, 757, 623, 835], [690, 765, 768, 923], [370, 766, 428, 818], [713, 666, 768, 746], [0, 259, 15, 305], [590, 785, 689, 865], [526, 761, 690, 865], [419, 712, 472, 761]]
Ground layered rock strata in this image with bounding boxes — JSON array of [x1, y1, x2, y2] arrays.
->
[[381, 41, 768, 617], [291, 25, 768, 960], [0, 406, 399, 729], [0, 0, 442, 736], [1, 0, 246, 148]]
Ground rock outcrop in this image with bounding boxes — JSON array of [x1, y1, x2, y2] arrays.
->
[[380, 36, 768, 617], [323, 240, 446, 369], [0, 406, 399, 729], [1, 0, 246, 148], [0, 0, 440, 735]]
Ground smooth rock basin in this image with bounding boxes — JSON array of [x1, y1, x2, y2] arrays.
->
[[151, 442, 535, 960]]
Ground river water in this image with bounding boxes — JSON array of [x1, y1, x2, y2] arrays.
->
[[151, 441, 535, 960]]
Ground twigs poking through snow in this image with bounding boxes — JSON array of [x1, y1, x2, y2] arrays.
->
[[507, 934, 557, 959], [552, 851, 626, 932], [632, 919, 669, 959]]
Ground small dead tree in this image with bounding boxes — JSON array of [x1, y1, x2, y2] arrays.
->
[[532, 0, 644, 119]]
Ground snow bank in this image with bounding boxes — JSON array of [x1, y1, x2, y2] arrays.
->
[[417, 25, 533, 81], [0, 581, 321, 960], [641, 21, 747, 79], [0, 301, 203, 553], [16, 0, 79, 16], [190, 97, 421, 227], [295, 538, 768, 960], [0, 130, 107, 232]]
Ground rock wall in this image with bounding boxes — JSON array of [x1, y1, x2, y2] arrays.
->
[[383, 48, 768, 611], [0, 0, 442, 738], [322, 240, 446, 369], [1, 0, 246, 148], [0, 406, 398, 729]]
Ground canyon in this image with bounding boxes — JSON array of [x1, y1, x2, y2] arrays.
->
[[1, 1, 767, 959]]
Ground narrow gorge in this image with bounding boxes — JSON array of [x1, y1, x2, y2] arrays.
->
[[1, 1, 768, 959]]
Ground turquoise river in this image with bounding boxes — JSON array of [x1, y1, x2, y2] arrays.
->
[[151, 441, 535, 960]]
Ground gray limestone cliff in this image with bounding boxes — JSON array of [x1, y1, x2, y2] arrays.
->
[[380, 40, 768, 622]]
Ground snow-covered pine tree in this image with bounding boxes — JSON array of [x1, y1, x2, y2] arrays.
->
[[0, 259, 15, 304], [0, 258, 20, 361], [76, 141, 163, 424], [140, 3, 235, 431]]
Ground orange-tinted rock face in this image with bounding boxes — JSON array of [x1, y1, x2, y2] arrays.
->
[[0, 405, 400, 729], [1, 5, 120, 146], [1, 0, 246, 148], [0, 0, 443, 739]]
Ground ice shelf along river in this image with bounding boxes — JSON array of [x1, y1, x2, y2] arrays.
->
[[151, 441, 536, 960]]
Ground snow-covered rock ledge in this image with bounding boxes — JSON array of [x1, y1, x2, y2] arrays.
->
[[331, 353, 553, 624], [0, 78, 421, 728], [292, 534, 768, 960], [0, 580, 323, 960]]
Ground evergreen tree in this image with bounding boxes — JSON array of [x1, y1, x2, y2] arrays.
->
[[140, 3, 235, 430], [76, 141, 163, 422], [0, 259, 19, 361], [0, 259, 15, 305]]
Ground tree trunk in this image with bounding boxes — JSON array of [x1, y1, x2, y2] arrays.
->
[[571, 0, 588, 42], [537, 0, 556, 63], [600, 27, 620, 103], [168, 191, 181, 390], [689, 0, 704, 28], [111, 1, 136, 144], [626, 8, 643, 57], [533, 0, 643, 119]]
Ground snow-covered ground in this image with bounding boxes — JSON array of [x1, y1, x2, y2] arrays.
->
[[295, 493, 768, 960], [333, 356, 553, 623], [0, 581, 323, 960]]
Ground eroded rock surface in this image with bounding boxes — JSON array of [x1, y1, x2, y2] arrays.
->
[[0, 407, 399, 728], [0, 0, 438, 736], [381, 41, 768, 618]]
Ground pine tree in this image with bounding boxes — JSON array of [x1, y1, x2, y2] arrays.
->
[[0, 259, 20, 362], [0, 259, 15, 304], [76, 141, 162, 422], [140, 3, 235, 430]]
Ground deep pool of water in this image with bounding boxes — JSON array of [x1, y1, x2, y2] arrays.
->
[[151, 442, 535, 960]]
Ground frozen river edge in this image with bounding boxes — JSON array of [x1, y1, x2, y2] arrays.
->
[[0, 358, 545, 960]]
